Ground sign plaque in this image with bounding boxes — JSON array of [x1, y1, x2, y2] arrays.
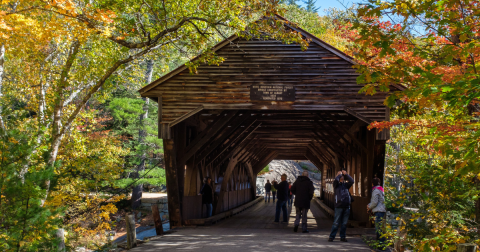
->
[[250, 85, 295, 101]]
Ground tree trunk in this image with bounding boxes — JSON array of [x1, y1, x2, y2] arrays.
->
[[131, 59, 154, 209], [42, 41, 80, 206]]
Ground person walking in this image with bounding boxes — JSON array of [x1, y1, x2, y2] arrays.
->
[[291, 170, 315, 233], [264, 180, 272, 203], [328, 170, 354, 242], [273, 174, 289, 223], [288, 182, 293, 207], [271, 181, 277, 203], [200, 177, 213, 218], [367, 178, 386, 249]]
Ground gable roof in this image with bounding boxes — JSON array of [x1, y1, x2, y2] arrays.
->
[[139, 15, 355, 94], [139, 15, 399, 126]]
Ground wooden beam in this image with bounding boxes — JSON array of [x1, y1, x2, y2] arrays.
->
[[313, 130, 347, 160], [169, 106, 203, 127], [209, 122, 259, 170], [184, 155, 197, 196], [365, 127, 376, 228], [175, 122, 187, 223], [253, 151, 278, 174], [214, 157, 239, 215], [305, 151, 323, 173], [244, 162, 256, 200], [345, 107, 373, 124], [311, 137, 336, 161], [308, 144, 331, 167], [238, 137, 259, 161], [328, 113, 367, 153], [183, 111, 238, 161], [199, 116, 253, 166], [313, 120, 348, 158], [163, 138, 182, 227], [316, 113, 352, 147]]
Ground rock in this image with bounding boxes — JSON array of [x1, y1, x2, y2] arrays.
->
[[75, 247, 86, 252], [256, 160, 322, 194], [457, 244, 477, 252]]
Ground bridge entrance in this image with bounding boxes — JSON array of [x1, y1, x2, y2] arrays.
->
[[138, 16, 401, 228]]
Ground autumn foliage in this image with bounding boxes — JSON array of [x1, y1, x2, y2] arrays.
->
[[0, 0, 312, 250], [344, 0, 480, 250]]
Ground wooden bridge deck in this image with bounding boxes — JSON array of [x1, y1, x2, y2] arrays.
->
[[131, 200, 374, 251]]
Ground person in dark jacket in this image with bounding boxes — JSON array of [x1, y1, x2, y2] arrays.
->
[[273, 174, 290, 223], [291, 170, 315, 233], [200, 177, 213, 217], [328, 170, 354, 242], [288, 182, 293, 207], [264, 180, 272, 203]]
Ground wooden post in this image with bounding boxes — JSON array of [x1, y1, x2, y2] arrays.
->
[[151, 204, 164, 236], [457, 244, 477, 252], [163, 138, 183, 227], [175, 122, 187, 225], [184, 157, 198, 196], [365, 127, 376, 228], [125, 214, 137, 249], [215, 157, 239, 214], [56, 228, 65, 252], [321, 163, 327, 200]]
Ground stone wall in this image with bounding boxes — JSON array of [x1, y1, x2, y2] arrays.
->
[[140, 196, 169, 221]]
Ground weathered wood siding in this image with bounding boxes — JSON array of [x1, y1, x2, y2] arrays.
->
[[141, 38, 392, 125]]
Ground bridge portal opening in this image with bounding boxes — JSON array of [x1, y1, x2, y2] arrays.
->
[[256, 160, 322, 197]]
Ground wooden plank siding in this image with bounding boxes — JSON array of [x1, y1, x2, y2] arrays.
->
[[140, 37, 397, 125]]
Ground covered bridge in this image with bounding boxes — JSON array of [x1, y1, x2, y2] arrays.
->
[[139, 16, 401, 228]]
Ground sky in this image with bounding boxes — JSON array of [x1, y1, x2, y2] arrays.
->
[[299, 0, 355, 16]]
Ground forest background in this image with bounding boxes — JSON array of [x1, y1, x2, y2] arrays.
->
[[0, 0, 479, 251]]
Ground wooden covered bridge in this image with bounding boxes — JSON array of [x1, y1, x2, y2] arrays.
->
[[138, 17, 401, 228]]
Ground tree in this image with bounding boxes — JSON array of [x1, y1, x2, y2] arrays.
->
[[0, 0, 306, 202], [105, 83, 164, 208], [303, 0, 319, 13], [280, 0, 300, 7], [131, 59, 154, 210], [0, 0, 308, 249], [347, 0, 480, 249]]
